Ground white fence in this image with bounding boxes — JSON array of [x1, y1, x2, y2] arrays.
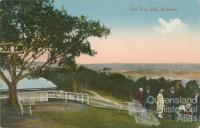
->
[[0, 95, 8, 99], [0, 91, 90, 116], [1, 91, 147, 116], [0, 91, 159, 126], [126, 102, 145, 115], [65, 92, 89, 104], [18, 91, 49, 103], [17, 91, 90, 105]]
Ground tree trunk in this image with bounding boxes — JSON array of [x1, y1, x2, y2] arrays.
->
[[9, 81, 18, 107], [9, 53, 18, 107], [72, 72, 77, 92], [73, 81, 77, 93]]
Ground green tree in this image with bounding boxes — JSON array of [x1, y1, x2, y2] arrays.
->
[[0, 0, 110, 106], [42, 68, 73, 91], [59, 57, 78, 92], [185, 80, 199, 97]]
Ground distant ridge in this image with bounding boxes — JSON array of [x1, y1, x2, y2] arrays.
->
[[79, 63, 200, 73]]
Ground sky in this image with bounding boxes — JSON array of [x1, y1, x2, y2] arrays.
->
[[54, 0, 200, 64]]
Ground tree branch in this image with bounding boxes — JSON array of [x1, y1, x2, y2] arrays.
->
[[24, 48, 44, 63], [18, 58, 52, 81], [0, 69, 11, 87], [20, 48, 32, 63], [17, 49, 48, 77]]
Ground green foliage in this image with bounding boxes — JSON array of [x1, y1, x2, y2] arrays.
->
[[42, 66, 199, 102], [0, 0, 110, 106], [0, 0, 110, 78], [58, 57, 77, 72], [76, 67, 200, 100], [41, 68, 73, 91], [185, 80, 199, 97], [76, 66, 135, 101]]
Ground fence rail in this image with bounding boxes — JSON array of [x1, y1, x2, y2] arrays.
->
[[17, 91, 90, 105], [1, 91, 143, 115], [1, 91, 90, 116], [0, 90, 159, 126]]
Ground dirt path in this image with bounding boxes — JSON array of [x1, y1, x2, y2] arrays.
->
[[83, 89, 160, 126], [84, 89, 119, 106]]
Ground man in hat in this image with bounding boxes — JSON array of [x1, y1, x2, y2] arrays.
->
[[169, 87, 177, 120]]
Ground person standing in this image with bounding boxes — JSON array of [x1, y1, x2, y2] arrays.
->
[[197, 92, 200, 121], [192, 91, 199, 121], [135, 88, 144, 107], [169, 87, 177, 120], [157, 89, 165, 119], [144, 87, 152, 111]]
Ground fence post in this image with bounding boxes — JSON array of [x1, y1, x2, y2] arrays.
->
[[72, 93, 75, 101], [81, 94, 84, 103], [30, 106, 32, 116], [40, 92, 42, 102], [87, 95, 89, 105], [75, 93, 77, 101], [78, 93, 80, 102], [65, 92, 67, 102], [18, 100, 24, 115], [23, 92, 24, 100], [47, 91, 49, 101], [128, 102, 131, 115]]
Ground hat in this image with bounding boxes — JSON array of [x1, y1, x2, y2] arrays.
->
[[170, 87, 175, 91], [139, 88, 143, 91], [170, 87, 175, 90], [159, 89, 164, 93]]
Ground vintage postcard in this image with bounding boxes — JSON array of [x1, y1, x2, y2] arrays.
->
[[0, 0, 200, 128]]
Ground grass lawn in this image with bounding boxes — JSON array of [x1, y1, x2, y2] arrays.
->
[[158, 119, 199, 128], [16, 107, 199, 128], [33, 108, 149, 128], [1, 99, 200, 128]]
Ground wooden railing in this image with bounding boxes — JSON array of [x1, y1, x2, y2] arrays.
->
[[1, 91, 145, 116], [17, 91, 90, 104], [1, 91, 90, 116], [0, 90, 160, 126]]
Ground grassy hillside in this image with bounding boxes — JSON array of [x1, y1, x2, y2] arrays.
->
[[1, 98, 200, 128], [33, 108, 200, 128], [8, 107, 199, 128]]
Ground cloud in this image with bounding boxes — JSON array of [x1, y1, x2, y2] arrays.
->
[[155, 17, 188, 34]]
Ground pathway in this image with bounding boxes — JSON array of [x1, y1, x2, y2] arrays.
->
[[85, 89, 160, 126]]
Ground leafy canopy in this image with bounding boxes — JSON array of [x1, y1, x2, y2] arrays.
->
[[0, 0, 110, 83]]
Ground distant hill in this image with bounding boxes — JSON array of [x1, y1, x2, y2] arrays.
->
[[79, 63, 200, 73], [79, 63, 200, 86]]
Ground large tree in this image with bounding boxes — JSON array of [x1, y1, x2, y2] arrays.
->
[[0, 0, 110, 107], [58, 57, 78, 92]]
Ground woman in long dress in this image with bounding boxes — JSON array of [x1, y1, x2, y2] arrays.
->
[[157, 89, 165, 119]]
